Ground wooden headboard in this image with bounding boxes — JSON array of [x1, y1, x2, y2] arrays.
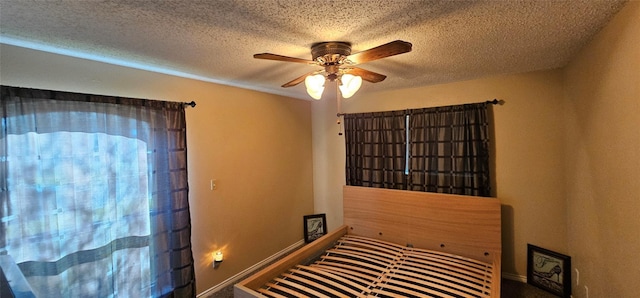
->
[[343, 185, 501, 264]]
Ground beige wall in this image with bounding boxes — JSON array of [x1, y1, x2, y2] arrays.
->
[[563, 2, 640, 297], [0, 44, 315, 294], [312, 69, 569, 278]]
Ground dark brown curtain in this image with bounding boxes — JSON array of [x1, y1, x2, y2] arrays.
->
[[408, 103, 490, 196], [344, 103, 491, 197], [0, 86, 195, 297], [344, 111, 407, 189]]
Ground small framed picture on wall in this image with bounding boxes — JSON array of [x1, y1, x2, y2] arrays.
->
[[303, 214, 327, 243], [527, 244, 572, 298]]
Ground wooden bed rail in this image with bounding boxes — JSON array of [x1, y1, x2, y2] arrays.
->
[[235, 226, 348, 297]]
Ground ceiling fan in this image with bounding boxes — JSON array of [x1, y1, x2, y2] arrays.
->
[[254, 40, 412, 99]]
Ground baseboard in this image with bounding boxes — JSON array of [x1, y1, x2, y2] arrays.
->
[[196, 239, 305, 297], [502, 272, 527, 283]]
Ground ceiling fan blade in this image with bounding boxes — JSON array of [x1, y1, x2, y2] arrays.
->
[[345, 67, 387, 83], [254, 53, 314, 64], [346, 40, 412, 65], [281, 71, 317, 87]]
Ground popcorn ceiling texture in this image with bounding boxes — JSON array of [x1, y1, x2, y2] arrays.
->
[[0, 0, 627, 99]]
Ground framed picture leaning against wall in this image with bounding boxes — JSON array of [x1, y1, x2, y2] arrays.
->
[[303, 214, 327, 243], [527, 244, 572, 298]]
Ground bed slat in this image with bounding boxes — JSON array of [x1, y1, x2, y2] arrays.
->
[[281, 272, 348, 297], [291, 266, 366, 296], [380, 272, 482, 297], [308, 264, 376, 285], [400, 255, 492, 282], [392, 262, 490, 294]]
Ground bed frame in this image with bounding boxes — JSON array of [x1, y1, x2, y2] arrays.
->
[[235, 186, 502, 297]]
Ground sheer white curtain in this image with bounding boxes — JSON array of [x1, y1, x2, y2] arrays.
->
[[0, 86, 195, 297]]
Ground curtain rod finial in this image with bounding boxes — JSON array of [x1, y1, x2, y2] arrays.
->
[[487, 99, 505, 105]]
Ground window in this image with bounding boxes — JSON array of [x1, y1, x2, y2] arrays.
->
[[5, 130, 152, 296], [344, 103, 491, 197], [1, 86, 195, 297]]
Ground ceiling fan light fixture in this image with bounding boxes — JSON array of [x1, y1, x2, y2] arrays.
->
[[254, 40, 412, 100], [338, 74, 362, 98], [305, 74, 325, 100]]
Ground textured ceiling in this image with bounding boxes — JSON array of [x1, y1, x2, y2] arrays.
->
[[0, 0, 627, 100]]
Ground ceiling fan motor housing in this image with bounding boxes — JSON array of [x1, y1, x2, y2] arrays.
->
[[311, 42, 351, 64]]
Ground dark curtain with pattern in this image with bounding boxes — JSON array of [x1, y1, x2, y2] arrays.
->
[[344, 111, 407, 189], [344, 103, 491, 197], [0, 86, 195, 297], [408, 103, 490, 196]]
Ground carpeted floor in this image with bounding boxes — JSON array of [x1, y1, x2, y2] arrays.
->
[[208, 277, 558, 297], [501, 278, 559, 298]]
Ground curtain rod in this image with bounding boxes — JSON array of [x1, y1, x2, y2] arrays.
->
[[336, 98, 503, 117], [183, 101, 196, 108]]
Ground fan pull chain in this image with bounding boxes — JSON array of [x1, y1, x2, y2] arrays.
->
[[336, 82, 344, 136]]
